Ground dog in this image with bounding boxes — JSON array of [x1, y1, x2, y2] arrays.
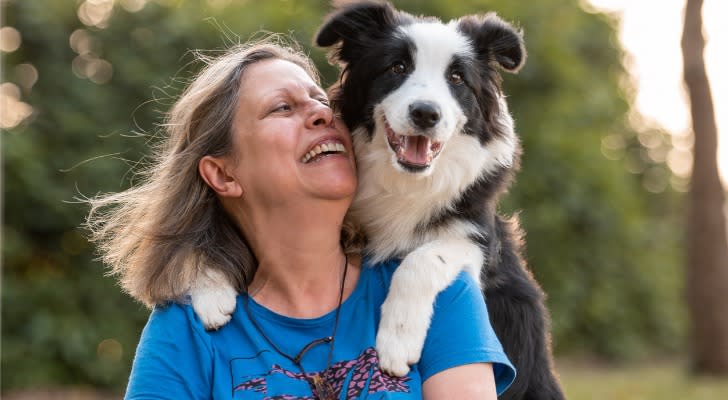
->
[[189, 1, 565, 398], [312, 1, 564, 398]]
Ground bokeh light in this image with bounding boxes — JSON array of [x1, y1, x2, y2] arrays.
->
[[120, 0, 147, 13], [0, 26, 22, 52], [78, 0, 115, 29], [69, 28, 113, 84], [0, 82, 33, 129], [69, 28, 99, 56], [97, 338, 123, 362], [15, 63, 39, 92]]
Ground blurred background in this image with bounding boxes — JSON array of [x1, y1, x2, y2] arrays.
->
[[1, 0, 727, 398]]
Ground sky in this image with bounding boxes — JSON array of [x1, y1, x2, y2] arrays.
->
[[584, 0, 728, 185]]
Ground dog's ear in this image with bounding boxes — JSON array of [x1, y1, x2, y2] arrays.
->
[[315, 0, 401, 64], [458, 13, 526, 73]]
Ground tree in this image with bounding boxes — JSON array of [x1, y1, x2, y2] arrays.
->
[[681, 0, 728, 375]]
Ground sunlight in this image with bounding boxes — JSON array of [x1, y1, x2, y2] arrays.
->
[[586, 0, 728, 186]]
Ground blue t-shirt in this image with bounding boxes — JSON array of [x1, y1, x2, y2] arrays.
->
[[125, 258, 516, 399]]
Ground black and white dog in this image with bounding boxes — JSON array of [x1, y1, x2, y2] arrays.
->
[[190, 1, 564, 398], [313, 1, 564, 398]]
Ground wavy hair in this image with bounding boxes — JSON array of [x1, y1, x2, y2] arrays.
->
[[86, 38, 363, 307]]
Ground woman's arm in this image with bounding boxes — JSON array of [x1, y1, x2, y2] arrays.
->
[[126, 303, 213, 399], [416, 270, 516, 396], [423, 363, 497, 400], [422, 363, 498, 400]]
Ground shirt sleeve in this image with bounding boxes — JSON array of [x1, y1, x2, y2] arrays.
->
[[125, 302, 214, 400], [418, 271, 516, 395]]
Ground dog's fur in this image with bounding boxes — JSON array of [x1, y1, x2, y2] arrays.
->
[[314, 1, 564, 398], [189, 1, 565, 398]]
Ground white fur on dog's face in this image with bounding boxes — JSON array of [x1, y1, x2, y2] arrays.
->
[[375, 22, 473, 175], [353, 98, 517, 259], [341, 16, 520, 260]]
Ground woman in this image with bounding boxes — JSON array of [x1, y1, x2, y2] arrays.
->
[[87, 38, 515, 399]]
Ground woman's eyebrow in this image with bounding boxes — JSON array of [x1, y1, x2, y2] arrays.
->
[[308, 84, 327, 97]]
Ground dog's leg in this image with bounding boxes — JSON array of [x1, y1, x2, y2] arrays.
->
[[189, 268, 238, 330], [376, 237, 483, 376]]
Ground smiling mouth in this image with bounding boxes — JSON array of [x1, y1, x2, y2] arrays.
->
[[301, 142, 347, 163], [384, 119, 443, 170]]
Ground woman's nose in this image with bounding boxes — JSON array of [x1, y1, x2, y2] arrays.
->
[[306, 101, 334, 129]]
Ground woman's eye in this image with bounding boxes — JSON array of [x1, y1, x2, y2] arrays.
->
[[448, 70, 464, 85], [272, 103, 291, 112], [318, 98, 331, 107], [390, 61, 407, 75]]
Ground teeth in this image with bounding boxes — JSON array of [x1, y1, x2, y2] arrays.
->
[[301, 142, 347, 163]]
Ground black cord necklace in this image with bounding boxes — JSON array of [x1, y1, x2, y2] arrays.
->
[[244, 253, 349, 400]]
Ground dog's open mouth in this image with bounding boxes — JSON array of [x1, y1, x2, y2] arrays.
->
[[384, 120, 443, 170]]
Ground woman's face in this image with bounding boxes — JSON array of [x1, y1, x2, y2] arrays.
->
[[228, 58, 357, 207]]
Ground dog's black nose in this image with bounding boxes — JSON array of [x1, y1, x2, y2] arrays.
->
[[409, 101, 441, 129]]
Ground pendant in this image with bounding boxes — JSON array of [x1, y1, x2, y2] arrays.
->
[[311, 373, 336, 400]]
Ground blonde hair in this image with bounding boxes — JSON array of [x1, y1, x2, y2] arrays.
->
[[86, 38, 362, 307]]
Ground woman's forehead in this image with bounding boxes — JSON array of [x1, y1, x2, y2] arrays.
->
[[240, 59, 321, 95]]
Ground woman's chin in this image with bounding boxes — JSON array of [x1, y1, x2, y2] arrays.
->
[[300, 160, 357, 199], [307, 176, 357, 202]]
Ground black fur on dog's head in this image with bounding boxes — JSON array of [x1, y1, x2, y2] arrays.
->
[[315, 0, 525, 156]]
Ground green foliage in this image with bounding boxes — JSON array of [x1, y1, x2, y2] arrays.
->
[[1, 0, 684, 392]]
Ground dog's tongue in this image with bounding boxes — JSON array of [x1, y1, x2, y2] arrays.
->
[[402, 135, 431, 165]]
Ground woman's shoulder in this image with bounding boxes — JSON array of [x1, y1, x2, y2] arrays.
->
[[362, 257, 399, 280], [144, 298, 216, 342], [128, 299, 222, 397], [151, 298, 196, 320]]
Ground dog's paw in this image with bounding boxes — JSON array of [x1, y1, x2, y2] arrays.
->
[[376, 330, 419, 377], [189, 270, 238, 330], [376, 296, 432, 376]]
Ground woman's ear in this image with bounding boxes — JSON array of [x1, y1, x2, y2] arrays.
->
[[198, 155, 243, 198]]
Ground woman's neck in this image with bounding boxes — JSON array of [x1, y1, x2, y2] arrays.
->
[[251, 248, 349, 318], [236, 199, 359, 318]]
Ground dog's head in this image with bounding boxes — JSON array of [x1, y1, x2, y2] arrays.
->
[[315, 1, 525, 177]]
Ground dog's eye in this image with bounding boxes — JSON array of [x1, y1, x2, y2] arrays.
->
[[448, 70, 464, 85], [390, 61, 407, 75]]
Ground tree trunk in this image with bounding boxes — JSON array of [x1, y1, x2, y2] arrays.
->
[[682, 0, 728, 375]]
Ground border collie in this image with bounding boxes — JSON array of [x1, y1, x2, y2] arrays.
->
[[313, 1, 564, 398], [189, 1, 565, 398]]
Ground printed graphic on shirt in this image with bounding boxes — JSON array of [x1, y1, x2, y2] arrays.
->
[[231, 347, 410, 399]]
